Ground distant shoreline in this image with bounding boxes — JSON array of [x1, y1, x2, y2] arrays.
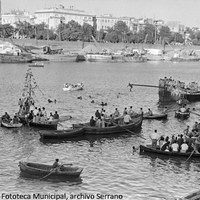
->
[[4, 38, 200, 53]]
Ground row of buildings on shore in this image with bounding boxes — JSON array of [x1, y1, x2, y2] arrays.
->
[[0, 4, 189, 35]]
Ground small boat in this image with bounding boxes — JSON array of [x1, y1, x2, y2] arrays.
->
[[29, 63, 44, 67], [143, 113, 167, 120], [139, 145, 200, 159], [63, 83, 84, 91], [1, 121, 23, 128], [29, 121, 57, 130], [175, 110, 190, 119], [39, 128, 85, 140], [19, 162, 83, 179], [73, 115, 143, 135]]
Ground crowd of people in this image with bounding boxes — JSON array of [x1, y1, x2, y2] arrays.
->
[[89, 106, 144, 128], [1, 97, 60, 125], [150, 124, 200, 153]]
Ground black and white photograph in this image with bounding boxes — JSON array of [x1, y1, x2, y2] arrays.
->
[[1, 0, 200, 199]]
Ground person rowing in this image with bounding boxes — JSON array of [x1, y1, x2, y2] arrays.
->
[[146, 108, 153, 116]]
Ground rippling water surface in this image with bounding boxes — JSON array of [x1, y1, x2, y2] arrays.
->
[[1, 61, 200, 199]]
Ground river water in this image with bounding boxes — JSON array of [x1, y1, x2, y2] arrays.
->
[[0, 61, 200, 200]]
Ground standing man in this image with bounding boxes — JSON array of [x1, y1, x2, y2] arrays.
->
[[150, 129, 160, 149]]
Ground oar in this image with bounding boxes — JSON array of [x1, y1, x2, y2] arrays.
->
[[186, 150, 195, 162], [59, 116, 72, 122], [112, 121, 146, 140], [40, 169, 56, 181], [190, 111, 200, 117]]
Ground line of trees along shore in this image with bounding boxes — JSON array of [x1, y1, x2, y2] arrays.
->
[[1, 20, 200, 46]]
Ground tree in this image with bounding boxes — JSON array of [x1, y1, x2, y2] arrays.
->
[[159, 26, 171, 41], [81, 23, 94, 42], [113, 21, 129, 42], [0, 24, 14, 38]]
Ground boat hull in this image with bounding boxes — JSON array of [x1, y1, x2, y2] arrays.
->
[[86, 54, 113, 62], [73, 115, 143, 135], [19, 162, 83, 178], [39, 128, 85, 140], [1, 121, 23, 128], [140, 145, 200, 159], [143, 114, 167, 120], [29, 122, 57, 130], [175, 111, 190, 119]]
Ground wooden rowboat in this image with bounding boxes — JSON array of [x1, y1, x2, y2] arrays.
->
[[29, 122, 57, 130], [39, 128, 85, 140], [19, 162, 83, 178], [73, 115, 143, 135], [1, 121, 23, 128], [143, 113, 167, 120], [139, 145, 200, 159], [175, 110, 190, 119]]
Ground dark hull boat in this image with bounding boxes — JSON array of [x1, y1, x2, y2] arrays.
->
[[19, 162, 83, 179], [139, 145, 200, 159], [175, 111, 190, 119], [73, 115, 143, 135], [39, 128, 85, 140], [143, 113, 167, 120], [29, 122, 57, 130]]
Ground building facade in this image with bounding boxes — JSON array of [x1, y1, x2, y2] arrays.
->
[[2, 10, 31, 27], [34, 4, 95, 30]]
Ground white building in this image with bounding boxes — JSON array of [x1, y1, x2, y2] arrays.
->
[[2, 10, 31, 27], [34, 4, 95, 30]]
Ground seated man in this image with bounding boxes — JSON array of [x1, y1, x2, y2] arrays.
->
[[12, 115, 19, 124], [147, 108, 153, 116], [180, 141, 189, 153], [171, 141, 179, 152], [90, 116, 96, 127], [123, 112, 131, 125], [52, 158, 60, 170]]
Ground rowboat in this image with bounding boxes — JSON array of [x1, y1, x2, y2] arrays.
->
[[143, 113, 167, 120], [19, 162, 83, 178], [73, 115, 143, 135], [63, 83, 83, 91], [29, 63, 44, 67], [1, 121, 23, 128], [139, 145, 200, 159], [29, 121, 57, 130], [175, 110, 190, 119], [39, 128, 85, 140]]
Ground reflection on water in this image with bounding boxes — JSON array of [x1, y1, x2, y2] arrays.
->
[[0, 62, 200, 199]]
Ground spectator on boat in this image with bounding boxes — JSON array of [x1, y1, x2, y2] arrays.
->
[[180, 104, 186, 113], [113, 108, 120, 118], [194, 135, 200, 153], [150, 129, 160, 149], [29, 102, 35, 112], [27, 110, 34, 122], [147, 108, 153, 116], [12, 115, 19, 124], [101, 114, 106, 128], [159, 136, 165, 149], [40, 114, 45, 123], [42, 107, 47, 119], [171, 141, 179, 152], [48, 113, 54, 122], [183, 125, 190, 136], [37, 108, 42, 116], [170, 135, 176, 145], [2, 112, 11, 122], [95, 110, 101, 119], [52, 159, 60, 169], [192, 122, 199, 132], [33, 107, 38, 116], [180, 141, 189, 153], [90, 116, 96, 127], [53, 111, 59, 120], [123, 112, 131, 125], [128, 106, 134, 116], [177, 134, 184, 150], [35, 113, 40, 123], [138, 108, 144, 116], [100, 108, 105, 115], [123, 108, 128, 116], [161, 136, 170, 151], [96, 117, 102, 128]]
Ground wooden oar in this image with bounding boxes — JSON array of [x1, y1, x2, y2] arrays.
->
[[59, 116, 72, 122], [40, 168, 56, 181], [186, 150, 195, 162], [190, 111, 200, 117], [112, 121, 146, 140]]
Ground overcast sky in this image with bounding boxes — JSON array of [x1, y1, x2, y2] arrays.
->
[[2, 0, 200, 27]]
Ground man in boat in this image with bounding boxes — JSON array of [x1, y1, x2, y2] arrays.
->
[[147, 108, 153, 116], [138, 108, 144, 116], [2, 112, 11, 122], [123, 112, 132, 125], [53, 111, 59, 120], [113, 108, 120, 118], [149, 129, 159, 149], [52, 159, 61, 171], [90, 116, 96, 127], [27, 110, 34, 122], [180, 104, 187, 113], [183, 125, 190, 136], [12, 115, 19, 124], [95, 110, 101, 119]]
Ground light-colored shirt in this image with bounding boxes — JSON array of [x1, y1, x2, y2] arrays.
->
[[171, 143, 179, 152], [124, 114, 131, 123], [180, 143, 188, 153], [150, 132, 159, 140]]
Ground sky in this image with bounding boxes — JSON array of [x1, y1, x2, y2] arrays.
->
[[2, 0, 200, 28]]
